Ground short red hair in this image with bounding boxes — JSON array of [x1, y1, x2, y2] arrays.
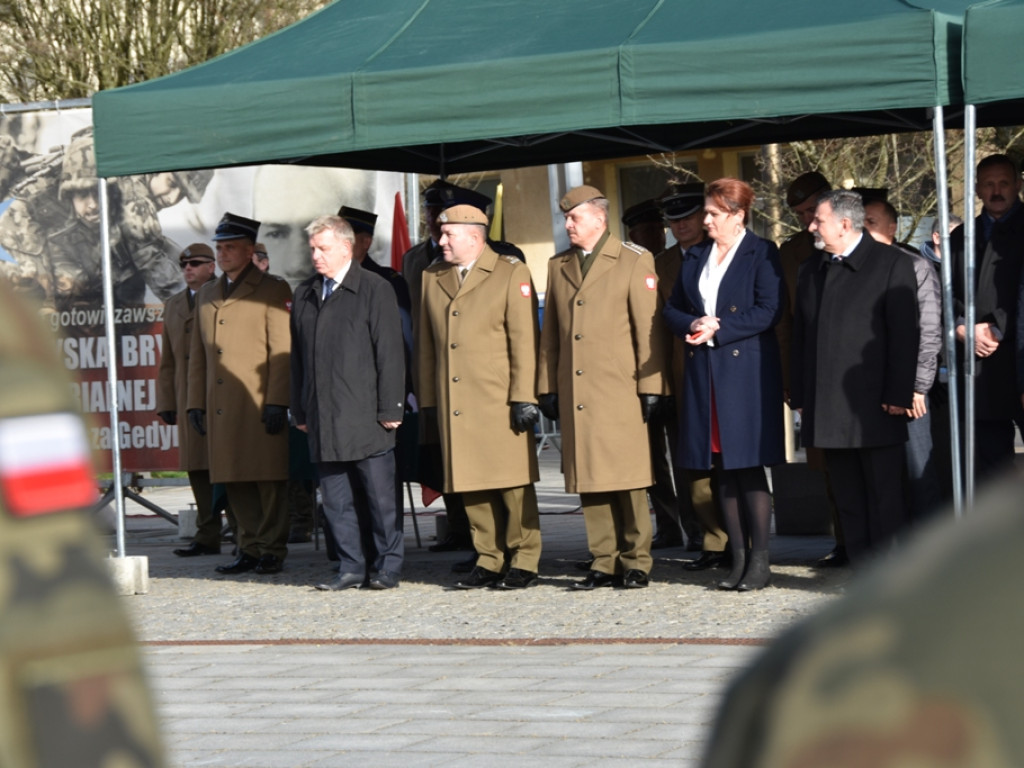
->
[[706, 178, 754, 223]]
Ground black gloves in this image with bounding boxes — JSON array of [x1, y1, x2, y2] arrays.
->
[[187, 408, 206, 436], [158, 410, 176, 426], [537, 393, 559, 421], [639, 394, 664, 424], [262, 404, 287, 435], [510, 402, 540, 434]]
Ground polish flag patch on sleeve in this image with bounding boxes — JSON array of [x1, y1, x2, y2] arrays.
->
[[520, 283, 531, 298], [644, 275, 657, 291]]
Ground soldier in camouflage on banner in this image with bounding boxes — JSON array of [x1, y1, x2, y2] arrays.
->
[[1, 126, 212, 323], [47, 130, 191, 318]]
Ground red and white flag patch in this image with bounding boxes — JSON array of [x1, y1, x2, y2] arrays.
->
[[520, 283, 531, 298], [644, 275, 656, 291]]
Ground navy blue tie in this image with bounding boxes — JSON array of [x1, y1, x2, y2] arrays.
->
[[323, 278, 335, 300]]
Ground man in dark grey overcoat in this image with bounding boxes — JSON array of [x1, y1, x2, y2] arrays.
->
[[291, 215, 406, 590]]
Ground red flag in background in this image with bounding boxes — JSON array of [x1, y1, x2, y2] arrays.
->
[[391, 191, 411, 272]]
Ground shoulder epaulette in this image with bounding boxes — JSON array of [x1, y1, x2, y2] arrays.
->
[[622, 241, 646, 254]]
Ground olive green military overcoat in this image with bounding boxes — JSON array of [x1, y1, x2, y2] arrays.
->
[[417, 246, 539, 493], [187, 266, 291, 483], [538, 233, 668, 493]]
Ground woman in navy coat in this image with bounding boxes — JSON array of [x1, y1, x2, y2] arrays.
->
[[663, 178, 785, 591]]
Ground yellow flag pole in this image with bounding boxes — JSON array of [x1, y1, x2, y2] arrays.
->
[[489, 182, 503, 241]]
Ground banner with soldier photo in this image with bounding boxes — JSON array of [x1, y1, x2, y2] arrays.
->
[[0, 106, 404, 471]]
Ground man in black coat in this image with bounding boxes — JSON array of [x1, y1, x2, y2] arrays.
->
[[291, 215, 406, 590], [949, 154, 1024, 481], [791, 190, 918, 565]]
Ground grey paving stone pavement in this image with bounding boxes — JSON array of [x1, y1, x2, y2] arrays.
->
[[110, 450, 854, 766]]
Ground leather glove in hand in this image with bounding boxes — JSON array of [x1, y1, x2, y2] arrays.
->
[[187, 408, 206, 436], [262, 404, 287, 435], [510, 402, 540, 434], [158, 410, 177, 426], [639, 394, 663, 424], [537, 393, 559, 421]]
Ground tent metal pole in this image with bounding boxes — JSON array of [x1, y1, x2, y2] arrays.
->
[[932, 106, 963, 518], [547, 163, 583, 254], [963, 105, 977, 512], [99, 178, 127, 557], [406, 173, 420, 244]]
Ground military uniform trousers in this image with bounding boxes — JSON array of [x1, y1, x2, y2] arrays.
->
[[462, 485, 542, 574], [580, 489, 653, 575], [187, 469, 221, 550], [318, 452, 405, 577], [223, 480, 289, 561], [684, 469, 728, 553], [648, 406, 706, 545]]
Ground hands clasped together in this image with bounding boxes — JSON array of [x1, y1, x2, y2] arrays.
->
[[686, 315, 720, 345]]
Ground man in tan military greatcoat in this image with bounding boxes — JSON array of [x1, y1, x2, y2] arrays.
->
[[538, 185, 669, 590], [187, 213, 292, 575], [418, 204, 542, 590], [156, 243, 221, 557]]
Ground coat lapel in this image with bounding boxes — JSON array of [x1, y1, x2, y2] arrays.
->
[[713, 232, 755, 316], [437, 262, 461, 299], [559, 252, 583, 291], [684, 242, 712, 313], [457, 247, 498, 297]]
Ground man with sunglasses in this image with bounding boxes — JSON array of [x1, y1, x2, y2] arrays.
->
[[157, 244, 221, 556]]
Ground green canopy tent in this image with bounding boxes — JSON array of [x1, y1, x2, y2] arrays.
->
[[93, 0, 966, 177], [91, 0, 976, 530]]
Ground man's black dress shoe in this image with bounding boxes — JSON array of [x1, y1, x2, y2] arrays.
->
[[215, 553, 259, 574], [682, 551, 729, 571], [315, 572, 364, 591], [173, 542, 220, 557], [571, 570, 621, 590], [575, 559, 594, 572], [451, 554, 477, 574], [254, 554, 284, 574], [368, 571, 400, 590], [429, 534, 473, 552], [814, 547, 849, 568], [494, 568, 537, 590], [453, 566, 503, 589], [651, 531, 684, 550], [622, 569, 649, 588]]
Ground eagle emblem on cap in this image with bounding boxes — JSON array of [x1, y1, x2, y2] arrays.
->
[[438, 211, 449, 223]]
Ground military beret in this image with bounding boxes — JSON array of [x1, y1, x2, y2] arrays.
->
[[622, 199, 663, 227], [560, 185, 605, 212], [338, 205, 378, 235], [437, 204, 488, 226], [212, 212, 260, 242], [786, 172, 830, 208], [179, 243, 214, 263], [659, 182, 705, 220]]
